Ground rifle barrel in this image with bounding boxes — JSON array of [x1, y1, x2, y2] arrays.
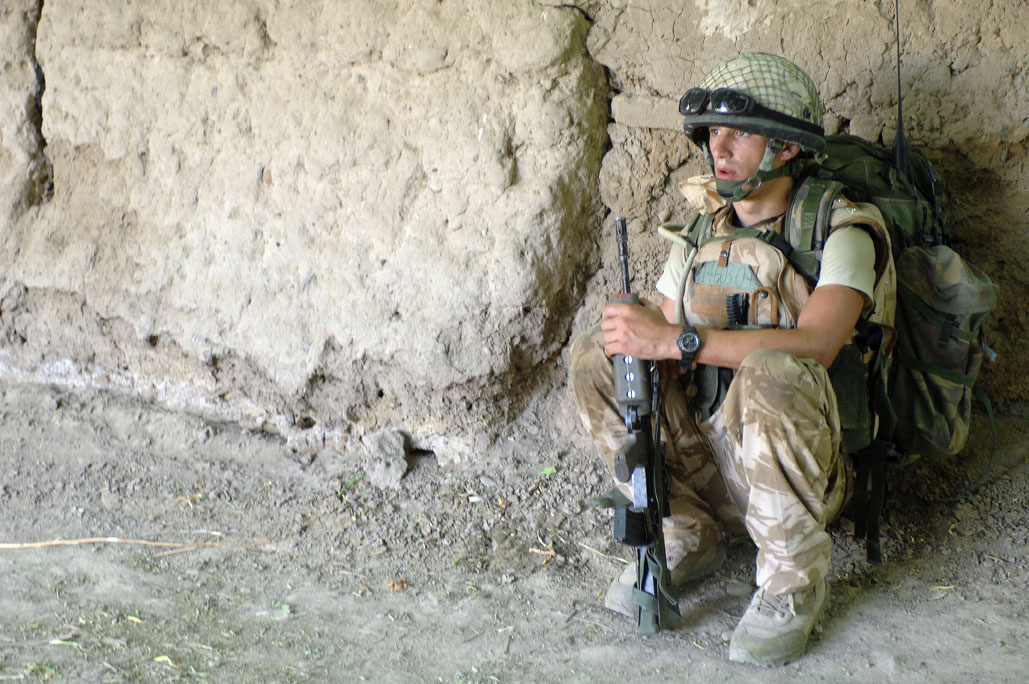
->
[[615, 217, 631, 294]]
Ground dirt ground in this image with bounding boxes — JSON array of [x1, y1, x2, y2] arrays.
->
[[1, 381, 1027, 683]]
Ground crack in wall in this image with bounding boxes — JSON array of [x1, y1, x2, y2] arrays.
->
[[553, 3, 593, 23], [24, 0, 53, 209]]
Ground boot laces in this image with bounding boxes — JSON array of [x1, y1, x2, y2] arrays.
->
[[753, 589, 795, 619]]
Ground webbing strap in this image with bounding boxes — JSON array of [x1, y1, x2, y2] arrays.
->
[[852, 443, 887, 565], [897, 357, 976, 387], [686, 213, 709, 246], [898, 282, 982, 344], [778, 244, 821, 286], [869, 341, 897, 442], [633, 546, 681, 634]]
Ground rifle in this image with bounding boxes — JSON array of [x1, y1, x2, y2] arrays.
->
[[608, 216, 680, 633]]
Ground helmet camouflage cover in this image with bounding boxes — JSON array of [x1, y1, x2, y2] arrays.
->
[[682, 52, 826, 156]]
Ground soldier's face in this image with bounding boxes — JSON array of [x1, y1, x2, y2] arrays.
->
[[708, 126, 772, 181]]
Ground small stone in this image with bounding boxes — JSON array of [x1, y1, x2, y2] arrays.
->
[[359, 428, 408, 489]]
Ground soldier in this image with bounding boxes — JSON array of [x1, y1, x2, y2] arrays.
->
[[570, 52, 895, 666]]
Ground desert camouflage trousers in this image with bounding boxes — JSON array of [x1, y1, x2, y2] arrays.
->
[[570, 325, 852, 594]]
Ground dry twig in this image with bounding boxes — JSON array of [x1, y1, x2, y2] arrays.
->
[[0, 537, 270, 555], [576, 541, 626, 563]]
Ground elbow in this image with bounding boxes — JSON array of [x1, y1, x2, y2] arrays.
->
[[802, 329, 852, 370], [815, 350, 838, 370], [811, 343, 845, 371]]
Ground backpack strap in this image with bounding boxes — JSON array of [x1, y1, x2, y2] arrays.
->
[[851, 339, 896, 566], [759, 229, 821, 288], [786, 176, 845, 250], [778, 175, 847, 284], [852, 442, 889, 565]]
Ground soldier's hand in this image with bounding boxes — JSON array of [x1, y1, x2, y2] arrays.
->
[[600, 299, 679, 361]]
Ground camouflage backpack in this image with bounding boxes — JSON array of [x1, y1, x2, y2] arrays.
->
[[790, 134, 999, 562]]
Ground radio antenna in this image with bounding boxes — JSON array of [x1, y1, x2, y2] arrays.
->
[[892, 0, 909, 174]]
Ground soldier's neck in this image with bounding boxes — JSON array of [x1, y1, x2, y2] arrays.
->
[[732, 176, 794, 227]]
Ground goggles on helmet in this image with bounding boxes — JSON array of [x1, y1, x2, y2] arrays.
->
[[678, 87, 759, 117], [679, 86, 822, 135], [680, 87, 824, 148]]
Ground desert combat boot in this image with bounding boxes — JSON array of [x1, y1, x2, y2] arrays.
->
[[728, 577, 829, 666]]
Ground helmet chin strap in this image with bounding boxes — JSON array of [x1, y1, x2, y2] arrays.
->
[[706, 139, 793, 203]]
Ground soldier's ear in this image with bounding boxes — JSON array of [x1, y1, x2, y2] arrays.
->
[[779, 142, 801, 161]]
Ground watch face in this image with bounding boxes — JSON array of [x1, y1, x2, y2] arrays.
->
[[679, 330, 701, 354]]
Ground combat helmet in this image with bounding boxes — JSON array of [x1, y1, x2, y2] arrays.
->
[[680, 52, 825, 201]]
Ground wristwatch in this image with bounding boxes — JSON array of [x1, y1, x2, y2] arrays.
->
[[677, 326, 702, 370]]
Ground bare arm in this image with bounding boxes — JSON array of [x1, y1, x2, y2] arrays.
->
[[600, 284, 864, 370]]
